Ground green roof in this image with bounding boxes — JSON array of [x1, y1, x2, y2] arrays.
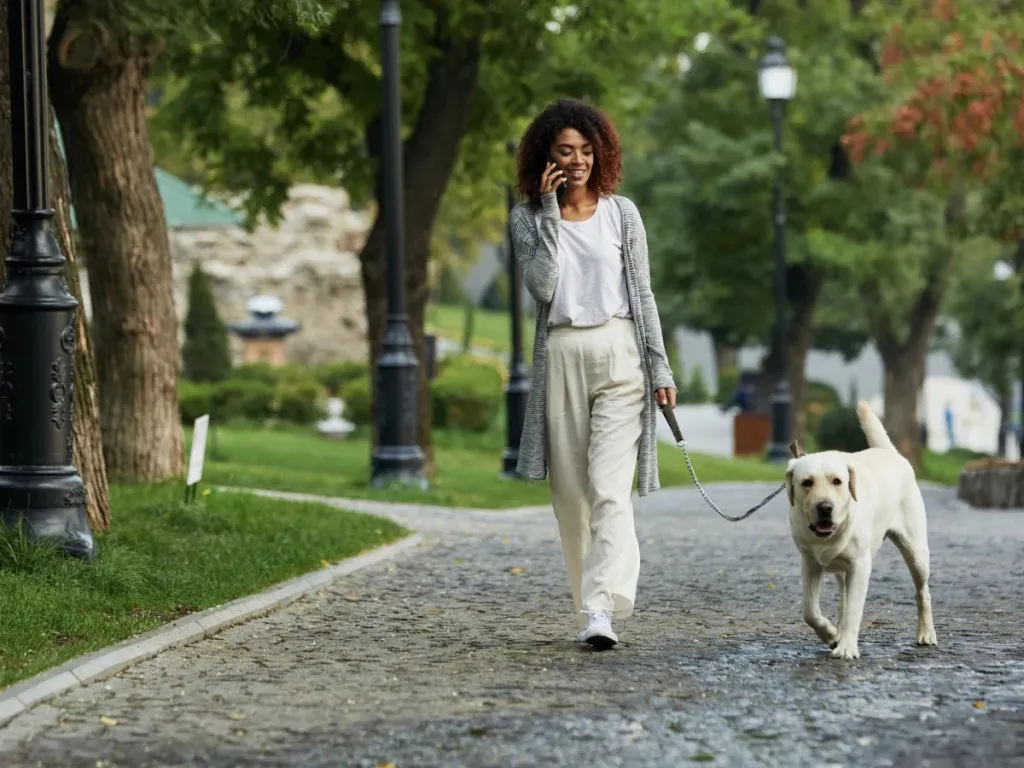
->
[[56, 125, 243, 229]]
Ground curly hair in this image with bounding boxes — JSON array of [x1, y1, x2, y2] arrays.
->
[[514, 97, 623, 208]]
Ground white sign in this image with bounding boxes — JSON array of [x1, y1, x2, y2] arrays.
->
[[460, 243, 504, 305], [187, 414, 210, 486]]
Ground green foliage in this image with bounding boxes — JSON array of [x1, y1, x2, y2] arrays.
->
[[181, 263, 231, 383], [430, 355, 503, 432], [316, 361, 369, 397], [479, 273, 509, 312], [715, 365, 740, 407], [804, 379, 842, 437], [814, 406, 869, 453], [435, 265, 467, 306], [178, 380, 214, 425], [678, 366, 710, 404], [339, 377, 373, 426], [211, 380, 278, 422], [277, 379, 325, 424]]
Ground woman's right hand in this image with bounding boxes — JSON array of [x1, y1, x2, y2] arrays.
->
[[540, 162, 565, 195]]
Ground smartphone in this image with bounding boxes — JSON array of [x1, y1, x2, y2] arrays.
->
[[550, 154, 567, 200]]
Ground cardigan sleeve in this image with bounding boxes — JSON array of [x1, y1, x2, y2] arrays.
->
[[510, 194, 560, 305], [623, 199, 676, 391]]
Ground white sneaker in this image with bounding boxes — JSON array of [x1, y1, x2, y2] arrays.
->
[[578, 610, 618, 650]]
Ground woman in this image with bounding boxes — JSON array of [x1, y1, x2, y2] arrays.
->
[[510, 97, 677, 650]]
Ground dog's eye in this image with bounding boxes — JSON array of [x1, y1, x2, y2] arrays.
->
[[832, 478, 842, 486], [801, 479, 813, 488]]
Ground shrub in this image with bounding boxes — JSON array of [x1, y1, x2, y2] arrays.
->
[[430, 355, 503, 432], [804, 379, 843, 436], [181, 263, 231, 382], [211, 380, 277, 422], [276, 379, 325, 424], [435, 264, 465, 305], [479, 273, 509, 312], [814, 406, 869, 453], [340, 377, 373, 426], [715, 365, 740, 407], [230, 362, 280, 386], [317, 361, 368, 396], [679, 365, 710, 404], [179, 381, 213, 425]]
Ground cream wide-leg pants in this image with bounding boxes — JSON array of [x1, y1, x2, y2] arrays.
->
[[546, 317, 645, 628]]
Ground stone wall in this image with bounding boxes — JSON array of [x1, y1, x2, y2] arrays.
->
[[78, 184, 372, 366]]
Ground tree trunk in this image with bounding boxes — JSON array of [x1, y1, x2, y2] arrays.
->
[[875, 274, 945, 469], [0, 0, 110, 531], [359, 29, 482, 480], [788, 272, 823, 443], [48, 15, 184, 480]]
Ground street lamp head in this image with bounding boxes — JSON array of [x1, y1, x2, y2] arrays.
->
[[758, 36, 797, 102], [380, 0, 400, 26]]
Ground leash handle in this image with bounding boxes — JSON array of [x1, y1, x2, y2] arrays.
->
[[659, 401, 685, 444]]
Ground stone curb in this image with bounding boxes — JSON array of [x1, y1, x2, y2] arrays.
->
[[0, 533, 424, 729]]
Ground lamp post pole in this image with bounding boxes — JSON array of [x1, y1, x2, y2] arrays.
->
[[0, 0, 95, 557], [370, 0, 426, 489], [759, 36, 796, 463], [502, 140, 530, 478]]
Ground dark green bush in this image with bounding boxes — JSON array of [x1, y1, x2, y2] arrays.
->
[[276, 379, 325, 424], [211, 380, 277, 422], [230, 362, 282, 386], [340, 377, 373, 426], [430, 355, 503, 432], [678, 365, 710, 404], [804, 379, 843, 436], [179, 381, 213, 425], [317, 361, 369, 396], [715, 365, 740, 407], [181, 263, 231, 383], [814, 406, 869, 453]]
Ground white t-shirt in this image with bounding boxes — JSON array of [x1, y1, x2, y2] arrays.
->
[[546, 196, 632, 328]]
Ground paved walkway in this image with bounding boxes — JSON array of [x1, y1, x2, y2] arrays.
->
[[2, 484, 1023, 766]]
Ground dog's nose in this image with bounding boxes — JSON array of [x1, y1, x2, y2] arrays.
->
[[815, 501, 834, 517]]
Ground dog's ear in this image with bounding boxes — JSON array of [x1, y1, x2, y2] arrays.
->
[[847, 464, 858, 502], [785, 462, 795, 507]]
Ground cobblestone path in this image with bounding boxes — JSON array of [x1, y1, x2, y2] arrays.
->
[[2, 483, 1023, 767]]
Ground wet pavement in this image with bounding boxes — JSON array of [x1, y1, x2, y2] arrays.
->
[[1, 482, 1023, 767]]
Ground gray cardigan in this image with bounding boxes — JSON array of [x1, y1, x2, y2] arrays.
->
[[511, 192, 675, 496]]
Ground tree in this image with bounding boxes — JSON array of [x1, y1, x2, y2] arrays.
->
[[625, 1, 881, 441], [43, 0, 327, 481], [181, 263, 232, 382], [47, 1, 183, 480], [0, 0, 111, 531], [148, 0, 698, 475], [838, 0, 1024, 465]]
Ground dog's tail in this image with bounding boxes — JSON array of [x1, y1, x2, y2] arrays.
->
[[856, 400, 895, 451]]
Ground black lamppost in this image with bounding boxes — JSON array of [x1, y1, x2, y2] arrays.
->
[[0, 0, 94, 557], [758, 36, 798, 463], [502, 140, 530, 478], [371, 0, 426, 489]]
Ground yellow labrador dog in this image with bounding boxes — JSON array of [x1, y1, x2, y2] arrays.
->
[[786, 401, 938, 660]]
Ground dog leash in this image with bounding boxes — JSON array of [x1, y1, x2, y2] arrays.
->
[[659, 402, 787, 522]]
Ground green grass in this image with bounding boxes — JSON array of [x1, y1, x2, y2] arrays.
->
[[198, 423, 784, 509], [920, 447, 983, 486], [0, 483, 406, 689], [426, 302, 532, 359]]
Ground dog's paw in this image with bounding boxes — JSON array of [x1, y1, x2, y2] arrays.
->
[[916, 627, 938, 647], [831, 640, 860, 660], [815, 622, 839, 647]]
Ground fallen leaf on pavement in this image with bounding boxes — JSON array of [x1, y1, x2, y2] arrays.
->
[[99, 716, 118, 726], [501, 538, 510, 545], [344, 594, 359, 601], [227, 712, 245, 721], [974, 700, 986, 709], [375, 762, 396, 768], [320, 560, 332, 569], [509, 567, 524, 574]]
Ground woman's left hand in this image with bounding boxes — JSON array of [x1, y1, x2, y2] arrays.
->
[[655, 387, 677, 409]]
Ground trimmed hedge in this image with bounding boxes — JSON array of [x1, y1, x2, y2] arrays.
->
[[430, 355, 503, 432]]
